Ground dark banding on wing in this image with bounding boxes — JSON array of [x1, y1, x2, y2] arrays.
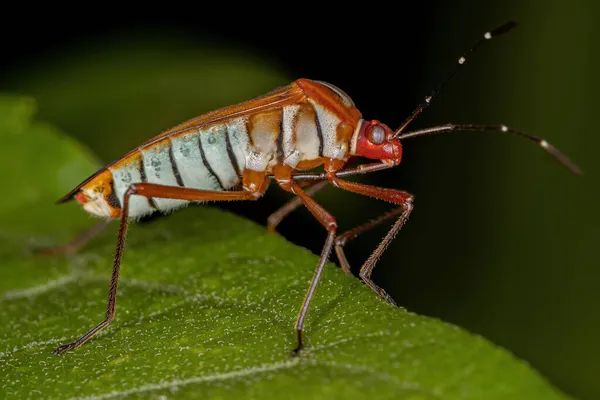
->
[[138, 158, 159, 210], [224, 126, 241, 178], [313, 104, 325, 157], [198, 135, 224, 190], [107, 179, 121, 208], [168, 145, 184, 186]]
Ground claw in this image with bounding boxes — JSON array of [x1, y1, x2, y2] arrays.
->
[[290, 330, 304, 357], [380, 289, 397, 306], [290, 344, 303, 357], [54, 342, 77, 355]]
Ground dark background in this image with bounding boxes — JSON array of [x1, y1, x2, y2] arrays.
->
[[1, 1, 597, 399]]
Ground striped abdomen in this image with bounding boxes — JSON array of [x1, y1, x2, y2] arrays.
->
[[66, 79, 363, 219], [109, 118, 249, 217]]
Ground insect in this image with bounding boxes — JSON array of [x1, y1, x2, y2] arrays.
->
[[48, 21, 580, 356]]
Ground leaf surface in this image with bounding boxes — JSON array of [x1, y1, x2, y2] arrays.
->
[[0, 97, 571, 400]]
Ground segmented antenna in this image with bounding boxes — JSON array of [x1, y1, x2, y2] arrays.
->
[[397, 124, 582, 174], [392, 21, 517, 138]]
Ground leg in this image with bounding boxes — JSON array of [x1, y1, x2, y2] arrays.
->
[[327, 171, 414, 306], [267, 180, 328, 233], [55, 179, 268, 354], [289, 182, 337, 355], [334, 206, 406, 277], [35, 219, 111, 256], [55, 204, 130, 354], [274, 161, 394, 182]]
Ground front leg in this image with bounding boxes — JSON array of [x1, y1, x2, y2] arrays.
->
[[325, 160, 414, 305]]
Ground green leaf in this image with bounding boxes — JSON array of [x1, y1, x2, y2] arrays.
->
[[0, 97, 571, 400]]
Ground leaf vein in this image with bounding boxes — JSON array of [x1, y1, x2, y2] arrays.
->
[[71, 358, 302, 400]]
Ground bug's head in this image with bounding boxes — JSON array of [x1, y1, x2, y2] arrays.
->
[[58, 170, 121, 219], [352, 119, 402, 165]]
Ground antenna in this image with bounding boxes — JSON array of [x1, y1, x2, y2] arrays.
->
[[392, 21, 517, 138], [398, 124, 581, 174]]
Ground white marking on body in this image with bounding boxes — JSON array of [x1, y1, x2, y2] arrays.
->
[[484, 32, 492, 40], [349, 119, 364, 155], [282, 104, 321, 168], [169, 133, 221, 191], [247, 113, 279, 171], [295, 105, 321, 163], [283, 149, 301, 167], [199, 125, 240, 189], [310, 101, 346, 159], [110, 161, 155, 218], [246, 149, 271, 172], [81, 189, 112, 218], [282, 105, 301, 168], [330, 145, 346, 159], [141, 144, 188, 212], [226, 117, 249, 173]]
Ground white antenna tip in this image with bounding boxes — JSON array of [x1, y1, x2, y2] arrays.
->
[[484, 32, 492, 40], [540, 139, 549, 149], [501, 125, 509, 132], [458, 56, 466, 65]]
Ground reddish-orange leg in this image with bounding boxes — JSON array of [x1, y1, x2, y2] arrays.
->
[[267, 161, 395, 182], [267, 180, 328, 233], [36, 219, 111, 256], [289, 181, 337, 355], [270, 177, 406, 282], [328, 175, 414, 306], [55, 180, 268, 355], [334, 206, 407, 281], [266, 158, 366, 232], [290, 162, 413, 353]]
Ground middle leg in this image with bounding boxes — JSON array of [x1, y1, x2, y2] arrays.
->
[[267, 180, 328, 233]]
